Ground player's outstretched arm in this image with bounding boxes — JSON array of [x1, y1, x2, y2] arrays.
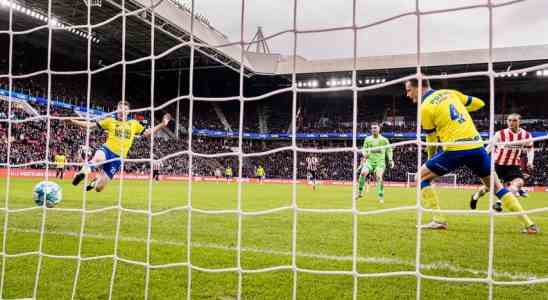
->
[[68, 118, 98, 129], [461, 94, 485, 112], [143, 113, 171, 138]]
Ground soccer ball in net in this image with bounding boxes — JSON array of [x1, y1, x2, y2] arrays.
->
[[33, 181, 63, 208]]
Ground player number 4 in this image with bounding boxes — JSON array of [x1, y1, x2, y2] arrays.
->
[[449, 104, 465, 123]]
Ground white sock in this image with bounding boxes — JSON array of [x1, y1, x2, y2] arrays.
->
[[80, 165, 91, 174]]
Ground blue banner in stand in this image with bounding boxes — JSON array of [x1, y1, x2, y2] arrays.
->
[[191, 128, 548, 140], [0, 88, 107, 117], [2, 88, 547, 141], [192, 130, 414, 140]]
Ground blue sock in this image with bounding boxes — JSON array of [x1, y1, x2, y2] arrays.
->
[[495, 188, 509, 199]]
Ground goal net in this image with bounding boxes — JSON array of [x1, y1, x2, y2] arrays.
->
[[83, 0, 102, 7], [1, 0, 548, 299], [407, 172, 457, 189]]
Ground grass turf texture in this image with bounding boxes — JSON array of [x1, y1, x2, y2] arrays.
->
[[0, 178, 547, 299]]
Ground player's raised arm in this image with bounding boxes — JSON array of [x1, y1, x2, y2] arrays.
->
[[142, 113, 172, 138]]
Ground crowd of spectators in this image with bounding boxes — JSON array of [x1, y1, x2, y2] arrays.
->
[[206, 95, 547, 135], [2, 79, 548, 186], [0, 78, 114, 112], [5, 100, 548, 186]]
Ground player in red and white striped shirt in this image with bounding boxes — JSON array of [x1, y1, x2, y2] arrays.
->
[[306, 156, 320, 190], [152, 160, 163, 182], [471, 114, 535, 207]]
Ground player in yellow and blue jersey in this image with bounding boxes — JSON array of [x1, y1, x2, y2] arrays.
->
[[256, 165, 265, 184], [225, 166, 233, 182], [54, 151, 66, 179], [405, 78, 538, 234], [68, 101, 171, 192]]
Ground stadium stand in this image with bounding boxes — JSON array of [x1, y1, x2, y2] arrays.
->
[[2, 81, 548, 186]]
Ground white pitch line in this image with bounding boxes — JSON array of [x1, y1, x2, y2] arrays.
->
[[7, 227, 540, 281]]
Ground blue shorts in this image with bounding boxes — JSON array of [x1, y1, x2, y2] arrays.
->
[[426, 147, 491, 178], [98, 145, 121, 179]]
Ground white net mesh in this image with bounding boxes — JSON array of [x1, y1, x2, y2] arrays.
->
[[407, 173, 457, 188], [83, 0, 102, 7], [1, 0, 548, 299]]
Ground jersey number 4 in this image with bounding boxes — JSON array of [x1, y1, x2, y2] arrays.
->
[[449, 104, 465, 123]]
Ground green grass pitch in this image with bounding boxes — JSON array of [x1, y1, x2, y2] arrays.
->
[[0, 178, 547, 299]]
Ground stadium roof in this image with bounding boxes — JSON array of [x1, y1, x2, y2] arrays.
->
[[3, 0, 252, 74], [265, 44, 548, 75], [127, 1, 548, 75], [4, 1, 548, 77]]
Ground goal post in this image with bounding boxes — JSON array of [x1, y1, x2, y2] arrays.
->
[[406, 172, 457, 189]]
